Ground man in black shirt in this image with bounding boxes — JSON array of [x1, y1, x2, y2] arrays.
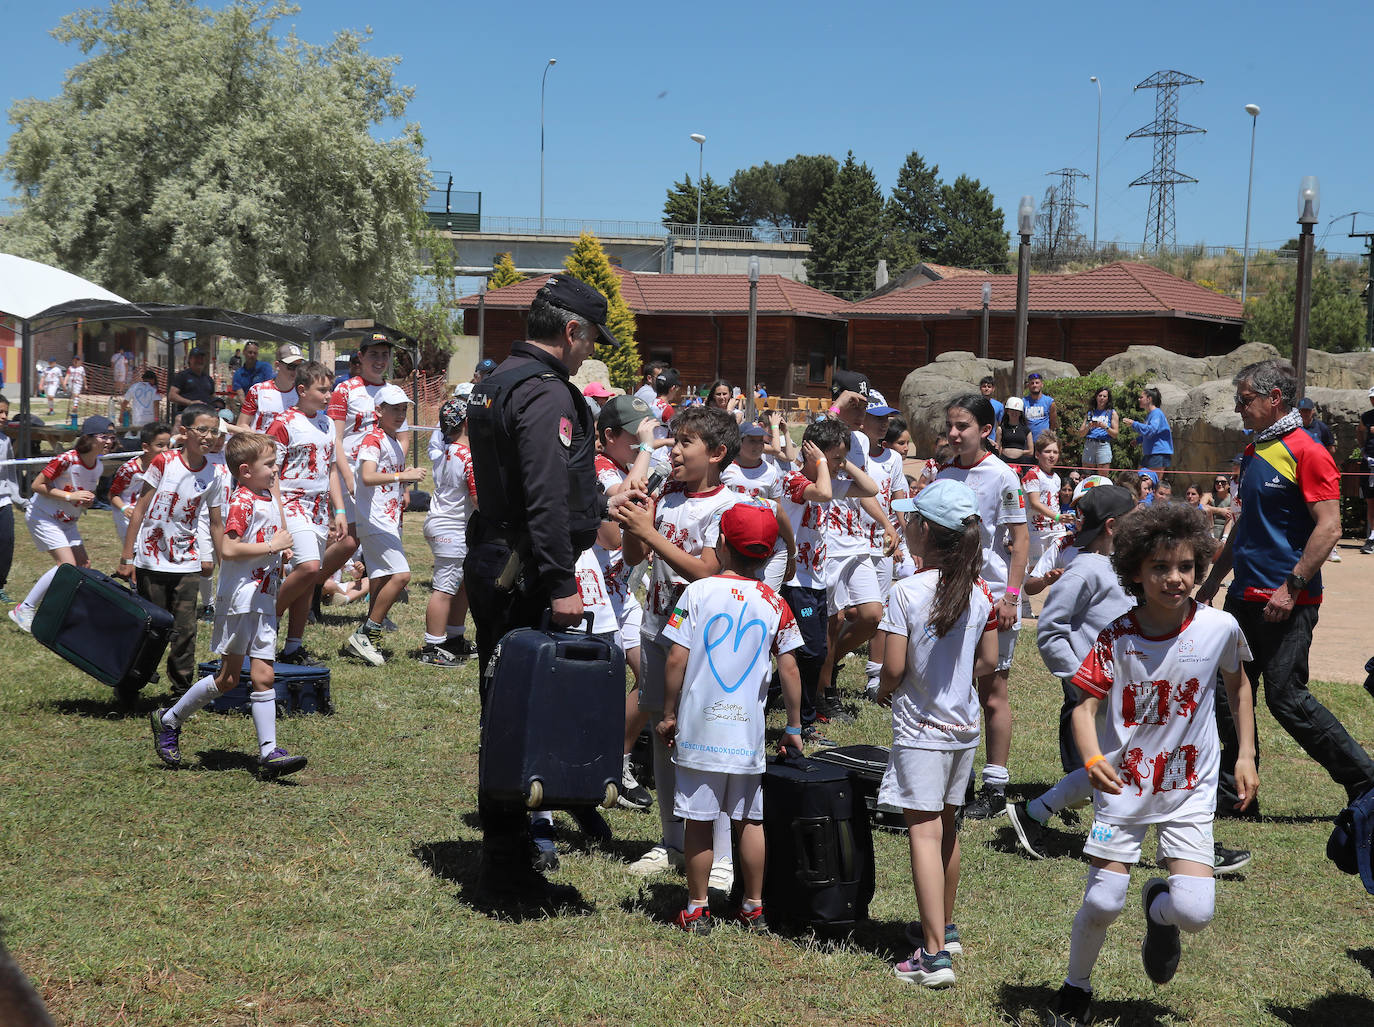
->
[[166, 348, 216, 413]]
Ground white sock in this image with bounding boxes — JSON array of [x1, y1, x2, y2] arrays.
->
[[424, 633, 446, 646], [199, 576, 213, 605], [1149, 874, 1215, 933], [1033, 768, 1093, 820], [250, 689, 277, 756], [164, 674, 221, 728], [865, 660, 881, 681], [281, 637, 302, 656], [1066, 867, 1129, 990], [982, 763, 1010, 792], [686, 899, 705, 914], [19, 565, 62, 613]]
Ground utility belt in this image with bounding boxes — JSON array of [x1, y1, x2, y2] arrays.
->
[[468, 514, 533, 593]]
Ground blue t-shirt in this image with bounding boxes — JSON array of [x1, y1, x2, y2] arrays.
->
[[1134, 407, 1173, 457], [1022, 393, 1054, 439], [232, 361, 273, 395], [1085, 408, 1113, 441], [988, 397, 1004, 444]]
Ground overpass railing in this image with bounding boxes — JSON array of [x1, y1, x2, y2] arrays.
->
[[448, 216, 808, 245]]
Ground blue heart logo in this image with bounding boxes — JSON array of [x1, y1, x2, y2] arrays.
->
[[703, 608, 768, 694]]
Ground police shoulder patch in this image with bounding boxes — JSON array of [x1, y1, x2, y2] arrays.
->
[[558, 416, 572, 448]]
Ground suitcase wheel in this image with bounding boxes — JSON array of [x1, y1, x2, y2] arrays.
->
[[526, 779, 544, 809], [601, 782, 620, 810]]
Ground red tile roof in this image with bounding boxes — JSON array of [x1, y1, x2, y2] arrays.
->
[[459, 267, 849, 318], [916, 262, 991, 280], [847, 261, 1243, 321]]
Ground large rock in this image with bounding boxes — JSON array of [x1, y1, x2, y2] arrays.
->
[[1025, 357, 1081, 383], [898, 369, 981, 458], [1170, 380, 1250, 476], [570, 358, 614, 394], [925, 351, 1078, 398], [1305, 386, 1372, 460], [1093, 346, 1214, 387], [1205, 342, 1280, 380], [1306, 350, 1374, 391]]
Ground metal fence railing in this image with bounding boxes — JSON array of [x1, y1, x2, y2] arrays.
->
[[460, 216, 809, 245]]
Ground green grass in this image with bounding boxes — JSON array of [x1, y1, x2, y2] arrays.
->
[[2, 515, 1374, 1025]]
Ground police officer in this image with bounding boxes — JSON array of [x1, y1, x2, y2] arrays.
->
[[464, 274, 638, 903]]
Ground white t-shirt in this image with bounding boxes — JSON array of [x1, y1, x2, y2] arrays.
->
[[110, 457, 147, 509], [574, 548, 618, 635], [352, 429, 406, 537], [241, 381, 298, 433], [594, 454, 638, 624], [862, 447, 907, 554], [425, 441, 476, 558], [1022, 465, 1062, 534], [124, 382, 159, 426], [267, 408, 335, 529], [134, 451, 223, 571], [661, 573, 803, 773], [826, 427, 871, 560], [936, 452, 1027, 597], [1032, 534, 1080, 578], [722, 460, 784, 501], [328, 376, 386, 466], [65, 364, 86, 394], [881, 569, 998, 750], [780, 470, 851, 590], [217, 485, 284, 615], [1072, 602, 1251, 825], [643, 483, 747, 641], [31, 449, 103, 524], [41, 365, 63, 394]]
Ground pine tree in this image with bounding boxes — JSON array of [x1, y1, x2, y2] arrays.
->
[[563, 232, 640, 390], [882, 151, 943, 272], [804, 151, 886, 301], [662, 173, 735, 227], [488, 252, 524, 290], [936, 175, 1010, 272]]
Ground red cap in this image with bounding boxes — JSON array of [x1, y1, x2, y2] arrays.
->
[[720, 503, 779, 558]]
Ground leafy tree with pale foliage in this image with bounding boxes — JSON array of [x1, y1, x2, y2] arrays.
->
[[562, 233, 639, 391], [1, 0, 428, 320], [395, 231, 460, 374], [1243, 266, 1365, 355], [488, 253, 525, 291]]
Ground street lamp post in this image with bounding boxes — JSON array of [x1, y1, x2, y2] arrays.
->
[[1292, 176, 1320, 399], [477, 279, 487, 363], [690, 133, 706, 273], [979, 280, 991, 359], [1013, 196, 1034, 389], [540, 58, 557, 232], [1090, 76, 1101, 252], [1241, 103, 1261, 304], [747, 256, 759, 420]]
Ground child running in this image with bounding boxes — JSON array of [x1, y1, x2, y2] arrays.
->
[[876, 480, 998, 988], [10, 416, 118, 632], [149, 432, 307, 777], [418, 396, 478, 666], [1021, 430, 1066, 616], [1048, 502, 1257, 1027], [657, 502, 804, 933], [110, 422, 172, 545]]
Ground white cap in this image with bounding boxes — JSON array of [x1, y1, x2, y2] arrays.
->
[[1004, 396, 1024, 412], [374, 384, 410, 407], [454, 382, 474, 398], [276, 343, 304, 365]]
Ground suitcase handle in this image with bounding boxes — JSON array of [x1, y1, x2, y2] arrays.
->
[[538, 611, 595, 636]]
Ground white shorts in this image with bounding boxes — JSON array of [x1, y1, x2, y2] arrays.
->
[[359, 532, 409, 578], [424, 523, 467, 563], [873, 553, 895, 595], [212, 611, 277, 660], [996, 623, 1020, 673], [878, 745, 977, 812], [674, 765, 764, 822], [431, 554, 465, 595], [112, 508, 131, 544], [638, 635, 669, 712], [26, 509, 82, 552], [1083, 817, 1214, 867], [617, 597, 643, 653], [340, 486, 358, 524], [44, 385, 57, 400], [826, 553, 882, 614], [286, 518, 326, 567]]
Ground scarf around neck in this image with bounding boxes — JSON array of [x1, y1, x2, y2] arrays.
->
[[1255, 408, 1303, 444]]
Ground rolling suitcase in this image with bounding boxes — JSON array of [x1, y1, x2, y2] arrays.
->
[[479, 616, 624, 811], [762, 753, 875, 934], [811, 743, 907, 833], [32, 564, 173, 698], [200, 659, 333, 716]]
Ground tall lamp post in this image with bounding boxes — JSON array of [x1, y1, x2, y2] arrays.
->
[[476, 279, 487, 362], [1241, 103, 1261, 304], [746, 256, 759, 419], [1292, 176, 1320, 399], [1013, 196, 1035, 389], [690, 133, 706, 273], [979, 280, 991, 358], [540, 58, 557, 232], [1090, 75, 1101, 252]]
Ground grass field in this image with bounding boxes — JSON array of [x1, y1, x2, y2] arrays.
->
[[2, 512, 1374, 1026]]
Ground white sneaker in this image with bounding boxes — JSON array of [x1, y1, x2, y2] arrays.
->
[[8, 605, 34, 634], [708, 858, 735, 895], [628, 844, 684, 876], [343, 628, 385, 666], [1328, 551, 1342, 563]]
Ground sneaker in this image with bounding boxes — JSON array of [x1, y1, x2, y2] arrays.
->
[[1362, 539, 1374, 555], [1213, 842, 1251, 876], [1047, 982, 1093, 1027], [801, 724, 837, 748], [8, 605, 34, 633], [675, 906, 713, 934], [903, 921, 963, 956], [569, 807, 613, 843], [618, 761, 653, 811], [149, 708, 182, 767], [258, 747, 308, 777], [276, 646, 322, 666], [1008, 801, 1051, 860], [198, 604, 215, 623], [1140, 877, 1181, 984], [445, 635, 475, 660], [893, 948, 955, 988], [343, 627, 385, 666], [530, 819, 559, 872], [416, 642, 461, 667], [708, 858, 734, 895], [734, 905, 768, 932], [964, 786, 1006, 820], [1328, 550, 1342, 563], [0, 589, 13, 606], [628, 844, 685, 876], [815, 694, 855, 725]]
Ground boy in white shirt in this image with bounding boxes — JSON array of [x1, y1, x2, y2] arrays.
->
[[859, 397, 909, 697], [721, 423, 796, 590], [236, 343, 304, 433], [419, 396, 478, 666], [149, 432, 307, 777], [122, 369, 162, 428], [658, 503, 804, 933], [110, 422, 172, 544], [342, 384, 427, 665]]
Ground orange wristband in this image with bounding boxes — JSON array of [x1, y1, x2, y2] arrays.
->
[[1084, 754, 1106, 771]]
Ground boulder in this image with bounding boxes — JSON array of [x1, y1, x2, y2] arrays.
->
[[1093, 345, 1215, 387], [1026, 357, 1081, 383], [898, 369, 981, 458], [1169, 380, 1249, 477], [569, 358, 614, 394], [1305, 350, 1374, 391], [1151, 382, 1190, 416], [1205, 341, 1280, 380], [1304, 387, 1371, 460]]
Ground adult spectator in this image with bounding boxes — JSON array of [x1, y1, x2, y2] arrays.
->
[[706, 378, 747, 422], [227, 348, 243, 372], [166, 349, 216, 414], [581, 380, 614, 419], [1361, 387, 1374, 555], [471, 357, 498, 385], [464, 274, 638, 906], [1122, 386, 1173, 470], [334, 353, 361, 389], [980, 376, 1003, 445], [1297, 397, 1334, 454], [1021, 372, 1057, 440], [1198, 358, 1374, 817], [231, 342, 273, 409], [998, 397, 1031, 468], [1076, 386, 1119, 472], [634, 360, 667, 407], [1203, 473, 1235, 541], [111, 344, 133, 391], [122, 369, 162, 428]]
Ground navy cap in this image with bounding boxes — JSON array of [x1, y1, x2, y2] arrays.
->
[[536, 275, 619, 347], [740, 423, 766, 438], [1297, 397, 1315, 410], [81, 415, 115, 435], [474, 357, 498, 376], [830, 368, 870, 400]]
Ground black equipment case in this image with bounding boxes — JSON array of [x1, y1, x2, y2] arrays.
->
[[200, 659, 333, 716], [811, 743, 907, 833]]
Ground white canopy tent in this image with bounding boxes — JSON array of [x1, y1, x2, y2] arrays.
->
[[0, 253, 131, 320]]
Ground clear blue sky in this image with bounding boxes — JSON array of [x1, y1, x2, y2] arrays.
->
[[4, 0, 1372, 271]]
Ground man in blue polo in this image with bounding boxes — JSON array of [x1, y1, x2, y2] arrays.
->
[[231, 341, 273, 411], [1022, 372, 1056, 441], [1198, 358, 1374, 817]]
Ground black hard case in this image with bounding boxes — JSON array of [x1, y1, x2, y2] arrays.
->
[[199, 659, 333, 716], [811, 743, 908, 833]]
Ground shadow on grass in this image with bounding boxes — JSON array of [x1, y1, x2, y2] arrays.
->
[[986, 823, 1086, 861], [51, 692, 161, 720], [1269, 992, 1374, 1024], [193, 748, 302, 786], [1348, 947, 1374, 979], [413, 840, 592, 922], [998, 982, 1176, 1026]]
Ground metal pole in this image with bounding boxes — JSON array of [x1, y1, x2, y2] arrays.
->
[[18, 320, 31, 495], [540, 58, 556, 232], [1091, 76, 1101, 252], [1241, 104, 1261, 303], [477, 290, 486, 363], [980, 296, 990, 359], [1292, 221, 1315, 399], [746, 273, 758, 421], [691, 134, 706, 273], [1366, 241, 1374, 349], [1013, 232, 1031, 389]]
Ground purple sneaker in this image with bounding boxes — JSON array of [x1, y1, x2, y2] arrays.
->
[[150, 708, 182, 767], [258, 747, 308, 777]]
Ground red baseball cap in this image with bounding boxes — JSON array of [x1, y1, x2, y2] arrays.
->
[[720, 503, 778, 558]]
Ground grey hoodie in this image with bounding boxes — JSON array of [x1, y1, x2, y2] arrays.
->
[[1036, 551, 1135, 679]]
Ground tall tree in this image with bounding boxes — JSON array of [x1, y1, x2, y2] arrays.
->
[[1, 0, 427, 318], [563, 233, 640, 390], [1243, 267, 1365, 355], [728, 154, 837, 238], [935, 175, 1011, 272], [662, 173, 735, 227], [804, 151, 885, 301], [882, 150, 943, 271], [395, 230, 460, 374], [487, 252, 524, 290]]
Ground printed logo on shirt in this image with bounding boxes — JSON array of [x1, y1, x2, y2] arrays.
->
[[1000, 486, 1025, 512], [1089, 822, 1115, 843], [668, 606, 686, 629]]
